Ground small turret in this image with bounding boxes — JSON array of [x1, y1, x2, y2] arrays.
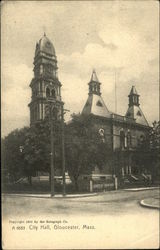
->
[[82, 70, 110, 118], [88, 69, 101, 96], [128, 86, 140, 107], [126, 86, 149, 126]]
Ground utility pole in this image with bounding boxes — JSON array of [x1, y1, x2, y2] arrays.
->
[[47, 98, 69, 197], [61, 105, 69, 197], [50, 103, 55, 197], [61, 104, 66, 196], [115, 70, 117, 114]]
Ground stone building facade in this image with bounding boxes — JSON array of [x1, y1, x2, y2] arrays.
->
[[81, 70, 150, 183], [28, 35, 151, 189]]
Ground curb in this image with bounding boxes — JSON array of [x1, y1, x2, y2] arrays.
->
[[2, 193, 98, 199], [123, 187, 159, 192], [140, 199, 160, 210]]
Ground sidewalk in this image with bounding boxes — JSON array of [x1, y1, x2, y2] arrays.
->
[[140, 197, 160, 209], [3, 186, 159, 199], [124, 186, 159, 191]]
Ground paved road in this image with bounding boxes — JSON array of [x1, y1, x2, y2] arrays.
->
[[2, 189, 159, 249], [2, 188, 159, 216]]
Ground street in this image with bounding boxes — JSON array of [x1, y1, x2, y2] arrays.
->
[[2, 189, 159, 249]]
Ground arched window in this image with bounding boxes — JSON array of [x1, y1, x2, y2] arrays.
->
[[139, 135, 145, 146], [51, 89, 56, 98], [46, 87, 50, 97], [120, 130, 125, 149]]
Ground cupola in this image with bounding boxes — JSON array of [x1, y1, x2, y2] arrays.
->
[[35, 33, 56, 57]]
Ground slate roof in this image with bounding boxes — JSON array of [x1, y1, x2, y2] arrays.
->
[[129, 86, 139, 96], [82, 94, 111, 118], [126, 105, 149, 126], [90, 69, 100, 82]]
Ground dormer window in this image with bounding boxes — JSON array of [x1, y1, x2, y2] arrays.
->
[[96, 100, 103, 107], [85, 101, 90, 106], [137, 111, 142, 116], [46, 41, 51, 48]]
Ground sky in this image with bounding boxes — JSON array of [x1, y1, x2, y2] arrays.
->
[[1, 0, 159, 137]]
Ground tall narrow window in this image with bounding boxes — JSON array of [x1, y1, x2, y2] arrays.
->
[[46, 87, 50, 97], [52, 107, 58, 120], [40, 81, 42, 92], [51, 89, 56, 98], [127, 131, 132, 148], [120, 130, 125, 149]]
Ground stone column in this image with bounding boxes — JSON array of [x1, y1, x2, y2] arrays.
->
[[43, 104, 45, 119], [90, 179, 93, 192], [40, 64, 43, 75], [126, 166, 128, 175], [39, 103, 41, 119], [114, 176, 118, 190], [122, 167, 124, 176]]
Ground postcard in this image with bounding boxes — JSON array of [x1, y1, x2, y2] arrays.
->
[[2, 1, 159, 249]]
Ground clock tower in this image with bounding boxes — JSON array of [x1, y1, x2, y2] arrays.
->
[[29, 33, 63, 125]]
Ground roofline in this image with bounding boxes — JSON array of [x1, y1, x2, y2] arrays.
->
[[87, 113, 151, 129]]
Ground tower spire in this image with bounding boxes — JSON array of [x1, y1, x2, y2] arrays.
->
[[90, 69, 99, 82], [29, 35, 62, 125], [88, 69, 101, 95]]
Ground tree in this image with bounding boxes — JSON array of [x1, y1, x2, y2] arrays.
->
[[65, 113, 112, 190], [2, 118, 63, 186], [23, 118, 62, 184], [132, 121, 160, 182], [2, 127, 30, 183], [149, 121, 160, 182]]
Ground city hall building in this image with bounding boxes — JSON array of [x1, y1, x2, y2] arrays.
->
[[29, 34, 150, 190]]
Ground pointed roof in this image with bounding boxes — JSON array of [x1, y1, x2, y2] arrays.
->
[[129, 86, 139, 96], [126, 106, 149, 126], [82, 70, 110, 118], [90, 69, 100, 82], [82, 94, 111, 118]]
